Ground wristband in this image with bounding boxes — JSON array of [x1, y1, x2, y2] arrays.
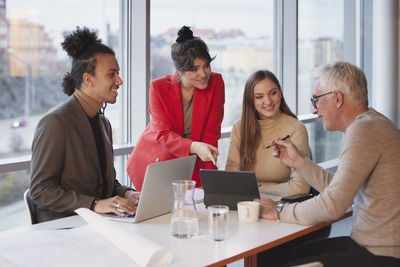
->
[[90, 198, 98, 210]]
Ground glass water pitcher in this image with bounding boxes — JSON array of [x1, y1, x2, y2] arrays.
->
[[170, 180, 199, 238]]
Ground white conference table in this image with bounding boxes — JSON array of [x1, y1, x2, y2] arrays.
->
[[23, 194, 351, 267]]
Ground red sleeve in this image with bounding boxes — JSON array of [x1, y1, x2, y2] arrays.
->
[[149, 80, 192, 158], [198, 75, 225, 169]]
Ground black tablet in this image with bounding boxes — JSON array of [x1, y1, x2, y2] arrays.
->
[[199, 169, 260, 210], [280, 193, 315, 203]]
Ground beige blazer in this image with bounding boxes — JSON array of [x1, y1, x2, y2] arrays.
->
[[30, 96, 130, 223]]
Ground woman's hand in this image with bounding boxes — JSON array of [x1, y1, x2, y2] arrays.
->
[[190, 141, 219, 165], [93, 195, 137, 216]]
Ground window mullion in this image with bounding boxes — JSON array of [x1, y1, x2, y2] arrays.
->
[[281, 0, 298, 115]]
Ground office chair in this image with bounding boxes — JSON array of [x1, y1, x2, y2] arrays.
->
[[23, 189, 38, 224], [308, 147, 320, 196]]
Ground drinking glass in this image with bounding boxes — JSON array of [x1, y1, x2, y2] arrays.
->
[[208, 205, 229, 241]]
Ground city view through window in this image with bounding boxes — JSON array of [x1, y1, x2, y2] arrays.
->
[[1, 0, 345, 230], [150, 0, 344, 164], [298, 0, 344, 162], [151, 0, 275, 129], [0, 0, 121, 229]]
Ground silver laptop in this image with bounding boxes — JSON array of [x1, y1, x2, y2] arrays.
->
[[102, 155, 197, 223]]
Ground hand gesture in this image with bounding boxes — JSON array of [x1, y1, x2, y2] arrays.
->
[[270, 137, 305, 169], [190, 141, 219, 165]]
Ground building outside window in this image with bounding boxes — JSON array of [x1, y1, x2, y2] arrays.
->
[[150, 0, 276, 130], [150, 0, 275, 168], [0, 0, 372, 231], [0, 0, 122, 230], [298, 0, 344, 163]]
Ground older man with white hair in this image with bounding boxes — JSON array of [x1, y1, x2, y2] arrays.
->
[[256, 61, 400, 266]]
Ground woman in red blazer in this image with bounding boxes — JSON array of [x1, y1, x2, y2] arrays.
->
[[127, 26, 225, 191]]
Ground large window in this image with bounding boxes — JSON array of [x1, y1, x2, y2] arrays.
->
[[0, 0, 379, 231], [1, 0, 123, 156], [150, 0, 276, 169], [0, 0, 124, 228], [150, 0, 276, 129], [298, 0, 344, 163]]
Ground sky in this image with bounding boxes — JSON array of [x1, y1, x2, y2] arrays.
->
[[7, 0, 119, 57], [150, 0, 275, 37], [7, 0, 118, 33], [6, 0, 343, 55], [150, 0, 343, 39]]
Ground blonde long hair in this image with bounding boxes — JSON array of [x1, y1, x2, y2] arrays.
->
[[239, 70, 296, 170]]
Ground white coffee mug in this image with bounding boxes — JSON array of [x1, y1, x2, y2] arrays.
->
[[237, 201, 260, 223]]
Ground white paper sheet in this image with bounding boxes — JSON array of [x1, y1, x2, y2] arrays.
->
[[0, 225, 134, 267], [194, 188, 204, 203], [75, 208, 173, 267]]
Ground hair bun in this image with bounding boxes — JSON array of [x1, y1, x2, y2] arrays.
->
[[61, 26, 102, 59], [176, 26, 194, 43]]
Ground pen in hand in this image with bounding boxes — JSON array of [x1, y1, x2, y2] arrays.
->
[[265, 135, 290, 149]]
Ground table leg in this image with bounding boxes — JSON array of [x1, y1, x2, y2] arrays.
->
[[244, 254, 257, 267]]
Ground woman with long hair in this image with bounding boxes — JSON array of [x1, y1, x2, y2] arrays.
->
[[225, 70, 310, 197]]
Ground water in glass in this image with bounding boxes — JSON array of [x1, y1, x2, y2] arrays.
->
[[171, 180, 199, 238]]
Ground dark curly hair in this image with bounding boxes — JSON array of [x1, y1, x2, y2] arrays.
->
[[61, 26, 115, 96], [171, 26, 215, 73]]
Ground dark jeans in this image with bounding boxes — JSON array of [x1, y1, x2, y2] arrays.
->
[[257, 225, 331, 266], [282, 236, 400, 267]]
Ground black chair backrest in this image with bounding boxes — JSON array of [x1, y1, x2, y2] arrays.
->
[[24, 189, 38, 224]]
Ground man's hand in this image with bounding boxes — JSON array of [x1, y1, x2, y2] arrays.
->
[[125, 190, 140, 206], [93, 194, 138, 216], [254, 198, 279, 220], [190, 141, 219, 165], [270, 138, 305, 169]]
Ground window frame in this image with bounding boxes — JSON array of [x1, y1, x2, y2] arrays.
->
[[0, 0, 364, 175]]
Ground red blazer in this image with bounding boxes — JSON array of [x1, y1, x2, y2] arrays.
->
[[127, 72, 225, 190]]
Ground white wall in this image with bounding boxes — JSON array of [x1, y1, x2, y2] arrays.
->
[[372, 0, 399, 124]]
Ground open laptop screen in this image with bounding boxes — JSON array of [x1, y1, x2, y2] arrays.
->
[[102, 155, 197, 222]]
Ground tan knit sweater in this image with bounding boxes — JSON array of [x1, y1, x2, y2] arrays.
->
[[281, 108, 400, 258], [225, 112, 310, 197]]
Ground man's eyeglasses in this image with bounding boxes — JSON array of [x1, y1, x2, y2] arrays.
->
[[311, 91, 335, 109]]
